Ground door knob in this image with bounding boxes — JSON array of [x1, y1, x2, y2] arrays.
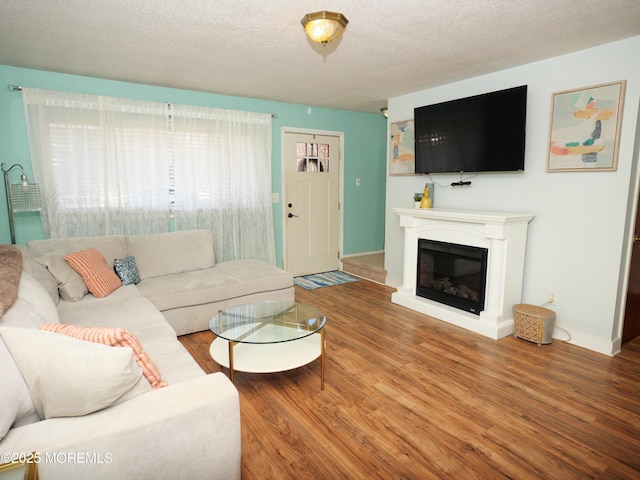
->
[[288, 213, 298, 218], [635, 234, 640, 243]]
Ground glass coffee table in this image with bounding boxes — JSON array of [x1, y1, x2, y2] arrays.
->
[[209, 301, 326, 389]]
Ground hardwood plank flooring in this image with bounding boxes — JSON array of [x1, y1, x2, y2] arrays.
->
[[179, 280, 640, 479]]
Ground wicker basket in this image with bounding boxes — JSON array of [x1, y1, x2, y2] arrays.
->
[[512, 304, 556, 345]]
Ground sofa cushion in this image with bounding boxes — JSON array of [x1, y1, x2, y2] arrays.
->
[[34, 252, 88, 301], [28, 234, 127, 269], [137, 259, 294, 312], [56, 285, 206, 385], [40, 324, 167, 389], [0, 327, 151, 420], [65, 248, 122, 298], [0, 245, 22, 314], [0, 336, 39, 440], [114, 256, 141, 285], [0, 271, 60, 328], [126, 230, 214, 280]]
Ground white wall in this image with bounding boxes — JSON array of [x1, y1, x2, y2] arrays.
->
[[384, 36, 640, 356]]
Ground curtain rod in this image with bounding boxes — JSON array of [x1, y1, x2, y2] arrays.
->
[[7, 84, 277, 117]]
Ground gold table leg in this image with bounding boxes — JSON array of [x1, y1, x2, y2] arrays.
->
[[228, 340, 237, 383], [320, 327, 326, 391]]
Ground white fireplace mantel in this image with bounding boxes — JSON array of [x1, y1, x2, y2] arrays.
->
[[392, 208, 535, 339]]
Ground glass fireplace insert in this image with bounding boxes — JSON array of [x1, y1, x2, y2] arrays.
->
[[416, 239, 488, 315]]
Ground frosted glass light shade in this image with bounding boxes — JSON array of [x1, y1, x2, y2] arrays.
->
[[301, 11, 349, 45]]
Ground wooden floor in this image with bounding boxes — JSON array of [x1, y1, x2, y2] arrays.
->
[[179, 280, 640, 480]]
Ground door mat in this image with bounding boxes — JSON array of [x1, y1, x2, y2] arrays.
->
[[294, 271, 360, 290]]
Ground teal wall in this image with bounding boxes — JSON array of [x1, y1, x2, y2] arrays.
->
[[0, 64, 387, 267]]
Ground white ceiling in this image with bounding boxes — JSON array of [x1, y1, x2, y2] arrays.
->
[[1, 0, 639, 114]]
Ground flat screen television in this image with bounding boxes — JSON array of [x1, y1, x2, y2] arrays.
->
[[414, 85, 527, 174]]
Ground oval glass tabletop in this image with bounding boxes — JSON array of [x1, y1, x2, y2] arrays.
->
[[209, 301, 326, 344]]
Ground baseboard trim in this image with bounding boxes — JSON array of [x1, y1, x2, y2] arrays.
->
[[341, 250, 384, 259]]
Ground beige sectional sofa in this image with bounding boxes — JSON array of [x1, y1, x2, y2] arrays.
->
[[26, 229, 295, 335], [0, 230, 295, 479]]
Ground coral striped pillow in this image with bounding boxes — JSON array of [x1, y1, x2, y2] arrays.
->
[[40, 324, 168, 389], [64, 248, 121, 298]]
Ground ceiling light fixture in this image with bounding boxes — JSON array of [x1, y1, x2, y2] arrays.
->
[[380, 107, 388, 118], [301, 11, 349, 46]]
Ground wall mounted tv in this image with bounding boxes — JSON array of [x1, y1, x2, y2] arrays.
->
[[414, 85, 527, 174]]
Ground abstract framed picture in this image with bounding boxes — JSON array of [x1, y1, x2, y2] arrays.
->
[[547, 80, 626, 172], [389, 119, 417, 175]]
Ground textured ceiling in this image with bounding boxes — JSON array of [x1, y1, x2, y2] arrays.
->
[[0, 0, 639, 113]]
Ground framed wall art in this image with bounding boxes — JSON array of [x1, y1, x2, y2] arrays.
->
[[389, 119, 416, 175], [547, 80, 626, 172]]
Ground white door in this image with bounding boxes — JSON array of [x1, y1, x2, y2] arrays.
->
[[284, 132, 340, 276]]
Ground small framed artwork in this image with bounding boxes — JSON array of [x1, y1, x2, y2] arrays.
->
[[389, 119, 417, 175], [547, 80, 626, 172]]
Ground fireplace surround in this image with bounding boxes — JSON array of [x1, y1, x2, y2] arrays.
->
[[392, 208, 534, 339]]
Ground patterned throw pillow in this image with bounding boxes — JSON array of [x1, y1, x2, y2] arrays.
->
[[113, 256, 141, 286]]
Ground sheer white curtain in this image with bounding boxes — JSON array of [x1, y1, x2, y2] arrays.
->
[[22, 88, 171, 237], [21, 88, 276, 263], [170, 104, 275, 264]]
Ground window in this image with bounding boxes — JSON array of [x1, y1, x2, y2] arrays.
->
[[296, 142, 330, 172], [22, 88, 275, 263]]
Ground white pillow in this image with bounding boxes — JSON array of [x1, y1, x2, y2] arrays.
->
[[0, 336, 39, 440], [22, 255, 60, 305], [0, 327, 151, 419], [0, 271, 60, 328], [34, 252, 88, 301]]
